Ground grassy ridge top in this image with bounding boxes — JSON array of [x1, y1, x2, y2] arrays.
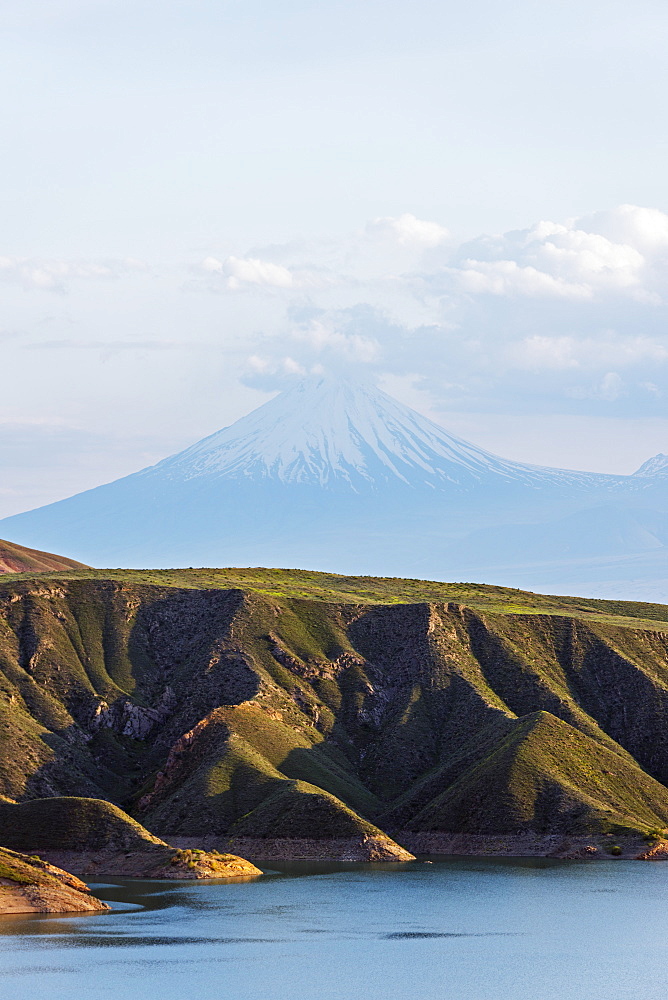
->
[[1, 565, 667, 632]]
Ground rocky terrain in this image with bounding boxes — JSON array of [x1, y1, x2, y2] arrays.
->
[[1, 569, 668, 859], [0, 845, 108, 914]]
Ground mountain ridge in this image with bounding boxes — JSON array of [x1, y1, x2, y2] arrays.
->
[[635, 454, 668, 477], [0, 377, 665, 600], [148, 377, 619, 492], [1, 569, 668, 857]]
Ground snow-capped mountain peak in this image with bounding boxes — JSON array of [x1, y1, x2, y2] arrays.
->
[[151, 376, 609, 492], [634, 454, 668, 477]]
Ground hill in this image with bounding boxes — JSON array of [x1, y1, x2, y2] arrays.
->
[[382, 712, 668, 835], [0, 537, 89, 574], [0, 796, 263, 878], [0, 568, 668, 857]]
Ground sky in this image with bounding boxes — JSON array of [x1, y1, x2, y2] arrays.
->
[[1, 0, 668, 517]]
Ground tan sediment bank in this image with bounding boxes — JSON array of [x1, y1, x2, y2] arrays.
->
[[0, 798, 262, 880], [171, 834, 415, 862], [0, 848, 109, 914], [28, 846, 262, 880], [396, 832, 668, 860], [171, 831, 668, 862]]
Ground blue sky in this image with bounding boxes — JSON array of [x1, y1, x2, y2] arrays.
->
[[1, 0, 668, 515]]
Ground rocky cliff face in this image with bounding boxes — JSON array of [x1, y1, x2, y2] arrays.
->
[[1, 574, 668, 849]]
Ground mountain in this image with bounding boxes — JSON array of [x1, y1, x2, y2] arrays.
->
[[2, 568, 668, 857], [0, 537, 89, 574], [634, 454, 668, 478], [0, 376, 665, 599], [148, 377, 609, 492]]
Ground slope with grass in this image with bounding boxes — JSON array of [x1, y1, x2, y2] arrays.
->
[[0, 796, 262, 878], [0, 569, 668, 856]]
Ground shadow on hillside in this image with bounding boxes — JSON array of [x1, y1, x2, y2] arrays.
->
[[13, 588, 265, 812]]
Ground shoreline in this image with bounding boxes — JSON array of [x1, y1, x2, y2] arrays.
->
[[170, 831, 667, 862]]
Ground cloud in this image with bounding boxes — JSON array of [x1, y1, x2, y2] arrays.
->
[[229, 206, 668, 418], [290, 318, 380, 362], [510, 334, 668, 372], [200, 255, 295, 290], [452, 260, 591, 299], [568, 372, 626, 402], [365, 213, 449, 248], [443, 214, 655, 302], [0, 256, 148, 291], [242, 306, 384, 389], [575, 204, 668, 255], [7, 202, 668, 425], [510, 335, 581, 370]]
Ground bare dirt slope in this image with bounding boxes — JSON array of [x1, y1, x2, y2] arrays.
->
[[0, 538, 89, 574]]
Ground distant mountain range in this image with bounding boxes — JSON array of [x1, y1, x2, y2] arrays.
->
[[0, 377, 666, 599]]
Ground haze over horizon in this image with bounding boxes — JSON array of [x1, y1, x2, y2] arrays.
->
[[2, 0, 668, 519]]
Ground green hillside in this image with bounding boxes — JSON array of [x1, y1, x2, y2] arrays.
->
[[0, 569, 667, 851], [391, 712, 668, 835], [1, 565, 667, 630], [0, 796, 163, 851]]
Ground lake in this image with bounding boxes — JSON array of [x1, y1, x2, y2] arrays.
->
[[1, 857, 667, 1000]]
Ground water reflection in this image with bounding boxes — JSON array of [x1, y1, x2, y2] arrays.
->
[[1, 858, 667, 1000]]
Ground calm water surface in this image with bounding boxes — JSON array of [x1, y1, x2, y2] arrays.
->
[[1, 857, 667, 1000]]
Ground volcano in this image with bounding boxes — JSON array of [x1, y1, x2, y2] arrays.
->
[[0, 377, 666, 599], [133, 377, 614, 492]]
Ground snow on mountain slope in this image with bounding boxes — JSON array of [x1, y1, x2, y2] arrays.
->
[[0, 376, 662, 591], [634, 454, 668, 477], [147, 377, 615, 492]]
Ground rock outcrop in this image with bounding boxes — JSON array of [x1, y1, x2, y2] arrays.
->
[[0, 846, 108, 914], [0, 572, 668, 858]]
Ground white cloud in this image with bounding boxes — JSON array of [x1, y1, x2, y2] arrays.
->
[[6, 203, 668, 442], [247, 354, 322, 378], [445, 211, 661, 302], [511, 334, 668, 372], [531, 226, 644, 290], [568, 372, 626, 401], [226, 207, 668, 413], [290, 319, 380, 363], [366, 213, 449, 248], [511, 336, 581, 370], [201, 255, 294, 290], [453, 260, 591, 299], [0, 256, 148, 291], [575, 205, 668, 255]]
